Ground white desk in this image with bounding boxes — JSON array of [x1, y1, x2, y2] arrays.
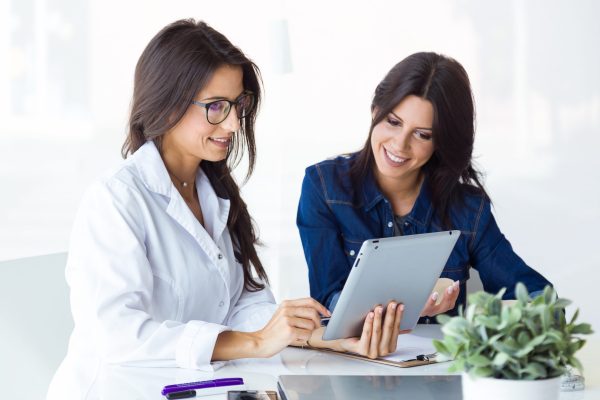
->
[[91, 325, 600, 399]]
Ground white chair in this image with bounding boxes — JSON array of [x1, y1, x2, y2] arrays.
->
[[0, 253, 72, 399], [467, 267, 485, 294]]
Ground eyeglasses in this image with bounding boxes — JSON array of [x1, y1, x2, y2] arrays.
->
[[191, 92, 255, 125]]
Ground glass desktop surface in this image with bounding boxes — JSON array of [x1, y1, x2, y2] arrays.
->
[[277, 375, 462, 400]]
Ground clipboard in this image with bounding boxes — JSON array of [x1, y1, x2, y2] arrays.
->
[[307, 347, 438, 368], [304, 333, 440, 368]]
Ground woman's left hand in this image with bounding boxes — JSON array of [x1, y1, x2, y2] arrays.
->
[[309, 301, 410, 359], [420, 280, 460, 317]]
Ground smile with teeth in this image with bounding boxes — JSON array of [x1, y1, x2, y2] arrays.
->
[[209, 137, 231, 146], [384, 148, 409, 164]]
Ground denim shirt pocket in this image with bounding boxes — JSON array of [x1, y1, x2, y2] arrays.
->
[[341, 235, 366, 267]]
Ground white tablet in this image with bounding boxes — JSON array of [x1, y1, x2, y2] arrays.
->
[[322, 230, 460, 340]]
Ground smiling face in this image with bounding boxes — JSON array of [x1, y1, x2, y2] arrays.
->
[[371, 95, 435, 189], [162, 64, 244, 164]]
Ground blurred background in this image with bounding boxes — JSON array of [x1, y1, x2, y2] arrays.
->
[[1, 0, 599, 396]]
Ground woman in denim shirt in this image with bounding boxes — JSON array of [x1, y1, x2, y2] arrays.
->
[[297, 52, 552, 323]]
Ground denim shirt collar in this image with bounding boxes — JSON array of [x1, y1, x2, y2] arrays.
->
[[361, 170, 435, 227]]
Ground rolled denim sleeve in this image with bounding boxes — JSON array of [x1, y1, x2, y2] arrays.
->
[[297, 167, 351, 308], [470, 198, 552, 299]]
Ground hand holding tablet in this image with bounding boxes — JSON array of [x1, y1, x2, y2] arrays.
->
[[421, 278, 461, 317], [322, 231, 460, 341]]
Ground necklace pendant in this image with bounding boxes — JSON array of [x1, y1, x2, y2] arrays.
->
[[182, 182, 188, 187]]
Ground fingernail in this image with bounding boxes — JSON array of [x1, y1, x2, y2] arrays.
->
[[377, 307, 383, 314], [454, 280, 460, 287], [327, 309, 332, 316], [447, 286, 453, 294], [368, 312, 374, 319], [432, 292, 439, 301], [390, 302, 397, 310], [399, 304, 405, 311]]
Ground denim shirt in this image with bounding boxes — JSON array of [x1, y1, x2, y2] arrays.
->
[[296, 154, 552, 320]]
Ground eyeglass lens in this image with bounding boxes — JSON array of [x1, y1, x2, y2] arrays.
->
[[206, 93, 254, 124]]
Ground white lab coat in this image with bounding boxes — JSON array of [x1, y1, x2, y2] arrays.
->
[[47, 141, 277, 399]]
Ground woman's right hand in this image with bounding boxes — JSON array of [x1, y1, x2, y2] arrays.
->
[[253, 298, 330, 358]]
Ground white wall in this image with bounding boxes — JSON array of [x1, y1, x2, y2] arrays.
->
[[1, 0, 599, 332]]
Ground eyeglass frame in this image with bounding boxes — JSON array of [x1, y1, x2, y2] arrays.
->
[[191, 91, 255, 125]]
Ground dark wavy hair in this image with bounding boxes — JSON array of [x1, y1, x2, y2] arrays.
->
[[122, 19, 267, 291], [350, 52, 489, 228]]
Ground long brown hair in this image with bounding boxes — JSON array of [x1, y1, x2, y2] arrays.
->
[[350, 52, 489, 228], [122, 19, 267, 291]]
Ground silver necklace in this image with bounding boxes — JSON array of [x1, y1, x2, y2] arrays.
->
[[164, 165, 191, 188]]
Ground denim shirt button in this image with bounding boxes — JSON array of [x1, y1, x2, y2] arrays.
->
[[404, 222, 410, 227], [387, 221, 393, 228], [349, 250, 356, 256]]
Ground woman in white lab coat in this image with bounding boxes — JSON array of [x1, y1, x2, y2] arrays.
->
[[48, 19, 405, 398]]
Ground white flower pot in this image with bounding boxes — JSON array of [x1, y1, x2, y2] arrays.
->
[[462, 372, 561, 400]]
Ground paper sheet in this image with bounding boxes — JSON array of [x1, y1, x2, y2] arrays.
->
[[380, 334, 437, 362]]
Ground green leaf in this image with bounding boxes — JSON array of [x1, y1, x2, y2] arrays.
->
[[492, 352, 510, 368], [571, 323, 593, 335], [568, 356, 583, 372], [492, 341, 517, 356], [488, 333, 503, 345], [477, 315, 500, 329], [471, 366, 493, 377], [448, 358, 466, 373], [521, 362, 547, 380], [495, 287, 507, 300], [517, 331, 531, 346], [514, 345, 534, 358], [545, 329, 563, 343], [532, 294, 545, 306], [465, 304, 477, 322], [541, 308, 552, 330], [433, 340, 449, 356], [527, 334, 546, 348], [515, 282, 530, 303], [569, 309, 580, 325], [478, 325, 488, 342], [467, 354, 491, 367], [524, 318, 539, 336], [436, 314, 452, 325], [501, 368, 519, 380], [543, 285, 557, 304], [554, 298, 571, 310]]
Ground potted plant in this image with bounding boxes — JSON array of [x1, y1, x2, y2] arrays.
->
[[433, 283, 592, 400]]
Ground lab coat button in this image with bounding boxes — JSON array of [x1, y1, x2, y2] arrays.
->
[[218, 254, 223, 260], [219, 301, 224, 307]]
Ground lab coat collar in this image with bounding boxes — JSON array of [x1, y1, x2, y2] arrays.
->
[[131, 141, 230, 250]]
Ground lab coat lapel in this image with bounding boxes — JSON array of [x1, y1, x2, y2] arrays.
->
[[132, 142, 229, 271], [196, 171, 230, 245]]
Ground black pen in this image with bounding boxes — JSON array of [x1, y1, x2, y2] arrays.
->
[[405, 353, 437, 362], [166, 389, 196, 399]]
